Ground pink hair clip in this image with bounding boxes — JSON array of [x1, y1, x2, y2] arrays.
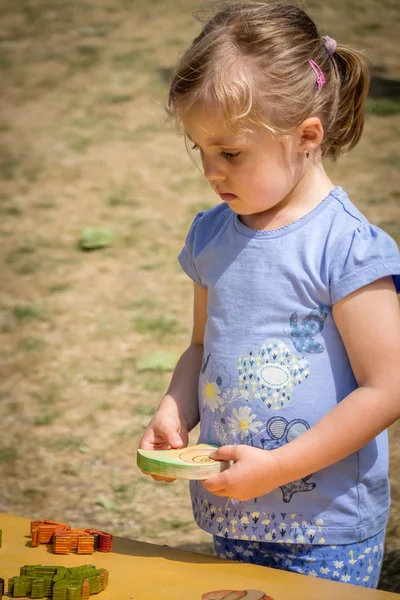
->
[[308, 59, 325, 90]]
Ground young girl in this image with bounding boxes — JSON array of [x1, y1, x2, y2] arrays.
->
[[139, 2, 400, 588]]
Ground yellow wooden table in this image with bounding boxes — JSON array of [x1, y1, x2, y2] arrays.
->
[[0, 513, 398, 600]]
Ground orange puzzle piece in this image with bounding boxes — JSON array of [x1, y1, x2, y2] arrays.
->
[[30, 520, 112, 554]]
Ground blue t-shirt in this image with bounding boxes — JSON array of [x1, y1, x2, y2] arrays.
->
[[178, 186, 400, 545]]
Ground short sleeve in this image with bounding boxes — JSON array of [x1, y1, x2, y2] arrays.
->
[[178, 212, 207, 288], [329, 223, 400, 304]]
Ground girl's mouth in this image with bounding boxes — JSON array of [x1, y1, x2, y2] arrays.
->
[[219, 192, 237, 201]]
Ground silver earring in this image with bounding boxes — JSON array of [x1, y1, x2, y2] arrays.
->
[[304, 150, 310, 158]]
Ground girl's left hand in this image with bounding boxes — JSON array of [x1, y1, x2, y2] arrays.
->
[[202, 445, 283, 501]]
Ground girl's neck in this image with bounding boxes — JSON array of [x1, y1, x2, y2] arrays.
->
[[240, 163, 335, 231]]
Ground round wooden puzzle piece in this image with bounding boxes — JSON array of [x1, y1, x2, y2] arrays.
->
[[201, 590, 273, 600]]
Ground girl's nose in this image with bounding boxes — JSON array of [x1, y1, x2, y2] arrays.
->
[[202, 157, 226, 182]]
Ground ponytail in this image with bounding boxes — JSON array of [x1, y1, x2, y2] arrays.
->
[[326, 46, 370, 160]]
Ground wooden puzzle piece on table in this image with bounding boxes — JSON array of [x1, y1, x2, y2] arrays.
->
[[201, 591, 273, 600], [8, 564, 108, 599], [30, 521, 112, 554]]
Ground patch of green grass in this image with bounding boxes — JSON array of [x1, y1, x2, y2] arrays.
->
[[67, 45, 101, 70], [363, 196, 383, 206], [48, 283, 71, 294], [7, 244, 41, 275], [354, 22, 381, 35], [96, 400, 113, 411], [130, 123, 164, 141], [166, 37, 184, 46], [368, 98, 400, 116], [69, 135, 92, 153], [53, 436, 84, 450], [378, 154, 400, 169], [112, 50, 142, 69], [186, 201, 214, 220], [80, 23, 115, 38], [34, 410, 60, 426], [101, 92, 135, 104], [13, 305, 48, 323], [106, 186, 135, 207], [22, 488, 47, 500], [0, 148, 18, 180], [18, 337, 46, 352], [157, 517, 193, 532], [129, 298, 161, 310], [85, 366, 124, 386], [378, 220, 399, 243], [139, 262, 163, 271], [0, 447, 18, 461], [136, 404, 156, 416], [0, 54, 13, 70], [31, 388, 62, 407], [112, 484, 132, 497], [37, 78, 59, 91], [14, 261, 40, 275], [137, 372, 168, 393], [114, 428, 133, 440], [0, 201, 22, 216], [133, 315, 181, 338]]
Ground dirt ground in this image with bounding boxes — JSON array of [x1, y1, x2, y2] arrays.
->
[[0, 0, 399, 591]]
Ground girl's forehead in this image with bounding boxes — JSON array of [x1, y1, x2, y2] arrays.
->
[[181, 103, 253, 144]]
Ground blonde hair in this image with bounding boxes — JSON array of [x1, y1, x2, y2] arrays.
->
[[168, 2, 370, 160]]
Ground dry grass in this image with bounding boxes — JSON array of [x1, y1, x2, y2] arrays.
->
[[0, 0, 399, 564]]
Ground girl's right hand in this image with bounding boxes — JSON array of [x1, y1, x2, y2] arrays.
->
[[139, 410, 188, 482]]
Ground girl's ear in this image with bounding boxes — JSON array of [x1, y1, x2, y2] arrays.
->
[[296, 117, 324, 154]]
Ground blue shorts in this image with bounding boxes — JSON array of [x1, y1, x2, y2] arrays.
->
[[213, 529, 385, 588]]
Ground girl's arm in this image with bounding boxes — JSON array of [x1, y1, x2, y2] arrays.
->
[[274, 275, 400, 482], [139, 283, 207, 452], [204, 276, 400, 501]]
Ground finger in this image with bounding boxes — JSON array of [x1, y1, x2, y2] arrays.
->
[[166, 433, 185, 449], [141, 470, 176, 483], [204, 487, 230, 497], [202, 470, 231, 493], [152, 475, 177, 483], [210, 445, 238, 461]]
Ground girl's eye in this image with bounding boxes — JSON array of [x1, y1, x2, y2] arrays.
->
[[221, 151, 240, 160], [191, 143, 199, 150]]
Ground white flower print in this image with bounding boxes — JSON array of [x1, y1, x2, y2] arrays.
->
[[320, 567, 330, 574], [341, 575, 351, 583], [227, 406, 263, 441], [202, 380, 222, 411], [333, 561, 344, 568], [333, 571, 340, 578], [237, 340, 309, 409]]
